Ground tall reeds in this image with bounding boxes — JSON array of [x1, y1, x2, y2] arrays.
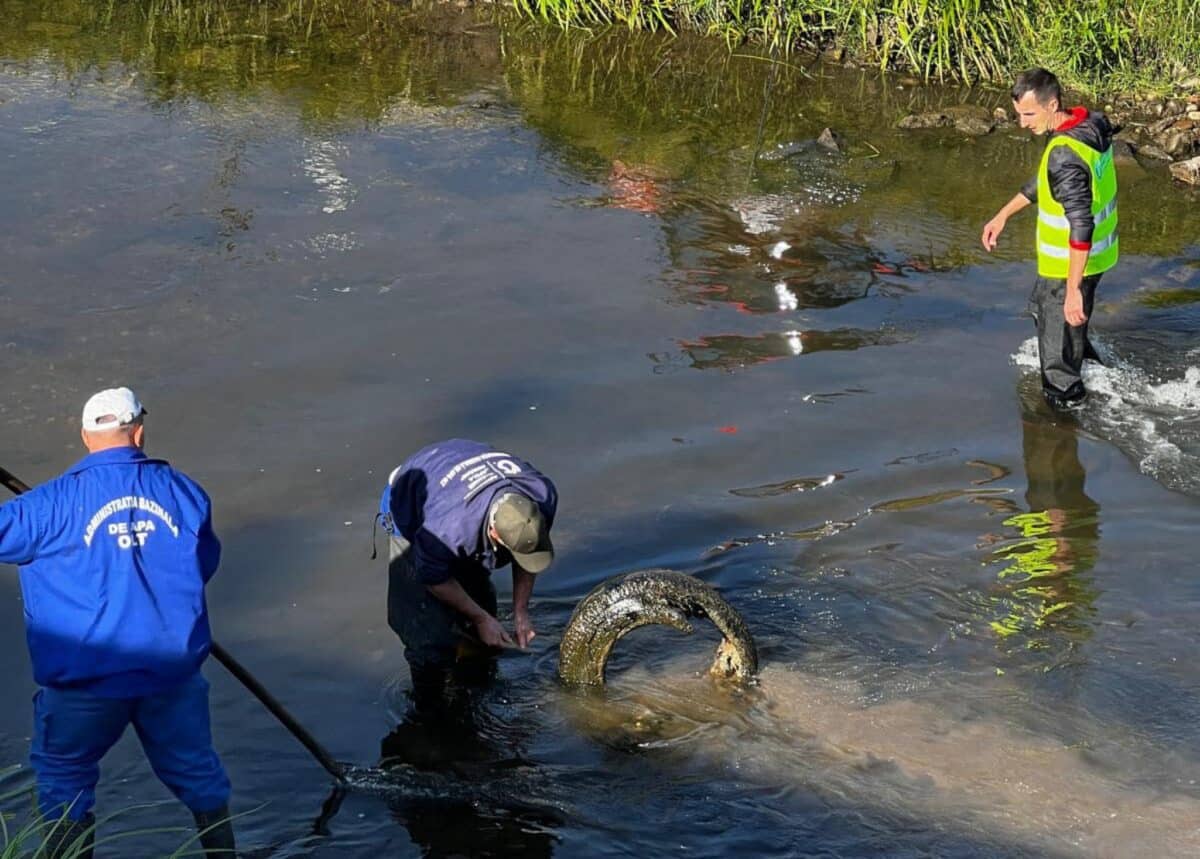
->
[[509, 0, 1200, 92]]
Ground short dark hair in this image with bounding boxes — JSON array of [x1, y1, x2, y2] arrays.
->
[[1011, 68, 1062, 108]]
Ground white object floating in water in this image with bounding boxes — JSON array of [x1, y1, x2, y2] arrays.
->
[[770, 241, 791, 260], [775, 282, 799, 311], [786, 331, 804, 355]]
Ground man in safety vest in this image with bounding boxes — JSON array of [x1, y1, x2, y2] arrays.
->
[[982, 68, 1118, 408], [0, 388, 235, 857]]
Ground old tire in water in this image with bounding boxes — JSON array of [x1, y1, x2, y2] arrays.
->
[[557, 569, 759, 687]]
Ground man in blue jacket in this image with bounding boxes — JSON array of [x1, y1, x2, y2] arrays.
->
[[380, 439, 557, 717], [0, 388, 234, 857]]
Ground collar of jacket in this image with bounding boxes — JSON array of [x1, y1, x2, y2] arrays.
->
[[66, 446, 166, 474], [1055, 106, 1088, 132]]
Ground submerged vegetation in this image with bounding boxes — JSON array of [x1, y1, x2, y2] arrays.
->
[[512, 0, 1200, 95]]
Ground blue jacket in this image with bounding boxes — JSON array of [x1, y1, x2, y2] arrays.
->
[[0, 447, 220, 697], [380, 439, 557, 585]]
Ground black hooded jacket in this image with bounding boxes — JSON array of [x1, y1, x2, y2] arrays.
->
[[1019, 107, 1115, 249]]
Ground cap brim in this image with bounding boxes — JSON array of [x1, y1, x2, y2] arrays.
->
[[511, 536, 554, 574]]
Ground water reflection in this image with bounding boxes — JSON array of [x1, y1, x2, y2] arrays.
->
[[663, 327, 912, 371], [335, 666, 564, 857], [379, 716, 560, 858], [3, 0, 1196, 255], [986, 381, 1101, 658]]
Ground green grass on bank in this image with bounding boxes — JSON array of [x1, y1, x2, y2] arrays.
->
[[5, 0, 1196, 96], [1, 767, 223, 858], [510, 0, 1200, 94]]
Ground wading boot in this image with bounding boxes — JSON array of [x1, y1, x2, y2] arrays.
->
[[193, 805, 236, 856], [44, 813, 95, 859]]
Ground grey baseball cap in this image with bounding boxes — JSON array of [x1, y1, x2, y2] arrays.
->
[[489, 492, 554, 573]]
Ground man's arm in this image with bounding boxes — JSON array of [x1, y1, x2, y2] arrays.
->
[[981, 192, 1033, 251], [425, 578, 514, 648], [197, 494, 221, 584], [1049, 150, 1096, 327], [0, 495, 43, 566], [511, 565, 537, 648], [1064, 247, 1090, 325]]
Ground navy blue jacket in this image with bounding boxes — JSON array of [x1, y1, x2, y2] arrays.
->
[[0, 447, 220, 697], [380, 439, 557, 585]]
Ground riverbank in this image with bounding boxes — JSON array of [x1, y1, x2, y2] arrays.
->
[[5, 0, 1198, 183], [512, 0, 1200, 98]]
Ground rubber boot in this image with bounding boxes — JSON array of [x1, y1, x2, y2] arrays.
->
[[192, 805, 237, 856], [407, 663, 450, 721], [44, 813, 95, 859]]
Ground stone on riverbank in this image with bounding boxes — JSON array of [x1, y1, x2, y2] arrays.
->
[[1168, 155, 1200, 185], [897, 105, 994, 136]]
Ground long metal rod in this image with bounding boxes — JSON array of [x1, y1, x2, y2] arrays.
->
[[209, 642, 345, 782], [1, 465, 346, 784]]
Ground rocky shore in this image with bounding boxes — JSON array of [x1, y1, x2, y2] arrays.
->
[[896, 90, 1200, 186]]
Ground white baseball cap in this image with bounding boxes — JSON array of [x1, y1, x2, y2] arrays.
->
[[81, 387, 147, 432]]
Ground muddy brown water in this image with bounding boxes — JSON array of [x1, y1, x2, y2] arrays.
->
[[2, 4, 1200, 856]]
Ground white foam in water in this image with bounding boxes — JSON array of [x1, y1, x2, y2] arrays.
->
[[1013, 337, 1200, 492], [731, 195, 798, 235]]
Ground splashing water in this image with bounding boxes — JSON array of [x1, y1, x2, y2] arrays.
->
[[1013, 338, 1200, 495]]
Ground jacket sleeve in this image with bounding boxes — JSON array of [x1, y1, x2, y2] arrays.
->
[[540, 477, 558, 530], [198, 510, 221, 583], [0, 494, 44, 566], [1019, 176, 1038, 205], [1047, 147, 1095, 247], [196, 490, 221, 583], [408, 530, 457, 585]]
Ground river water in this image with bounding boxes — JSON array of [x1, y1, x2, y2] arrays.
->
[[2, 3, 1199, 856]]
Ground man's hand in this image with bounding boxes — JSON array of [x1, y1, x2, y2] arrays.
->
[[513, 611, 536, 649], [473, 614, 515, 649], [981, 215, 1007, 251], [1064, 287, 1087, 326]]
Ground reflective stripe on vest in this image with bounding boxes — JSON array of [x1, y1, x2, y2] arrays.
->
[[1035, 135, 1119, 278]]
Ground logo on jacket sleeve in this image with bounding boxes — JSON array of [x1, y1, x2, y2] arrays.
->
[[83, 496, 181, 549]]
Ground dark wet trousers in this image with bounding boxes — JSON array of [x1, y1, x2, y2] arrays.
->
[[387, 536, 498, 718], [1028, 273, 1103, 407], [31, 672, 235, 857]]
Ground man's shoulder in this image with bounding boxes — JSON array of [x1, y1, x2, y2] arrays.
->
[[1053, 111, 1113, 154], [403, 438, 495, 469], [96, 458, 214, 510], [163, 467, 213, 503]]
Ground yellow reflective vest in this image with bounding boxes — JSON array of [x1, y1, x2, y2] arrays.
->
[[1035, 136, 1119, 278]]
